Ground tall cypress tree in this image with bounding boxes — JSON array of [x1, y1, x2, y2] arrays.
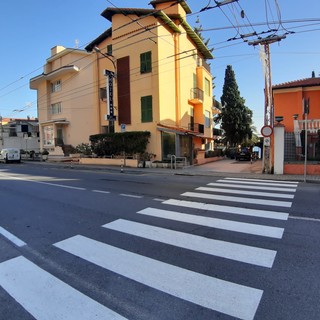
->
[[220, 65, 252, 147]]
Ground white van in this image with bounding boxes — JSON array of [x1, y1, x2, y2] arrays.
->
[[0, 148, 21, 163]]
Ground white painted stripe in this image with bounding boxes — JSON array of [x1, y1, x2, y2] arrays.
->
[[219, 179, 298, 188], [103, 219, 277, 267], [138, 207, 284, 239], [163, 199, 289, 221], [0, 227, 26, 247], [289, 216, 320, 222], [153, 198, 166, 202], [207, 182, 297, 193], [119, 194, 143, 199], [182, 191, 292, 208], [0, 256, 126, 320], [92, 190, 111, 194], [224, 177, 299, 184], [55, 235, 263, 320], [0, 172, 85, 190], [197, 187, 294, 199]]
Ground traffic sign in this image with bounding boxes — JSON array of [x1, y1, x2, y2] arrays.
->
[[261, 125, 273, 137]]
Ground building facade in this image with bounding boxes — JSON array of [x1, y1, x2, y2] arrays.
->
[[0, 117, 39, 152], [30, 46, 99, 156], [30, 0, 215, 163], [273, 77, 320, 161]]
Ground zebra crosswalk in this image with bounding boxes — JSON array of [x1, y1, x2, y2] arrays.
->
[[0, 177, 298, 320]]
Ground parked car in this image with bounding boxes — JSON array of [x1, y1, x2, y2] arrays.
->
[[0, 148, 21, 163], [236, 148, 251, 161], [226, 147, 238, 159]]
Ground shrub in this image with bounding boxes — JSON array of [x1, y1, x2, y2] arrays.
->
[[75, 143, 92, 156], [89, 131, 151, 157]]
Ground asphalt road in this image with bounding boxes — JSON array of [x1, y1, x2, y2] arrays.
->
[[0, 162, 319, 319]]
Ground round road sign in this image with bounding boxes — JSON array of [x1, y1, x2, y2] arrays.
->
[[261, 125, 273, 137]]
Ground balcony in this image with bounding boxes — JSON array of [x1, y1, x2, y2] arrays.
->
[[189, 87, 204, 104], [188, 123, 204, 134]]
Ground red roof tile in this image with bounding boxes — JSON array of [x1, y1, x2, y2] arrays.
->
[[273, 77, 320, 89]]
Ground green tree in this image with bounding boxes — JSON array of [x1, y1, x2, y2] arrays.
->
[[218, 65, 253, 146]]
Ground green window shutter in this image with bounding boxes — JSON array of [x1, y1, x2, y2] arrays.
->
[[107, 45, 112, 56], [140, 51, 152, 73], [141, 96, 153, 122]]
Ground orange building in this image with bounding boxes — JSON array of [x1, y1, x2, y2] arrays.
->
[[273, 77, 320, 132], [273, 77, 320, 167]]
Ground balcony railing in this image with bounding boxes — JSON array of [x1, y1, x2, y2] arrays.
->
[[296, 119, 320, 134], [188, 123, 204, 134], [190, 87, 204, 102]]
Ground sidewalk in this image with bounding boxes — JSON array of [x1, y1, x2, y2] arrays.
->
[[25, 158, 320, 183], [179, 159, 320, 183]]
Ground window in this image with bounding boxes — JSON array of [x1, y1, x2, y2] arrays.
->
[[51, 80, 61, 93], [205, 110, 211, 128], [107, 45, 112, 56], [205, 78, 211, 96], [140, 51, 152, 73], [43, 125, 54, 146], [50, 102, 62, 114], [141, 95, 153, 122]]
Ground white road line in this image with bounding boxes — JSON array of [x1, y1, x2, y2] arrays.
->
[[119, 194, 143, 199], [289, 216, 320, 222], [182, 191, 292, 208], [224, 177, 299, 184], [153, 198, 166, 202], [197, 187, 294, 199], [0, 172, 85, 190], [54, 235, 263, 320], [103, 219, 277, 267], [92, 190, 111, 194], [137, 207, 284, 239], [219, 179, 298, 188], [163, 199, 289, 221], [0, 256, 126, 320], [207, 182, 297, 193], [0, 227, 26, 247]]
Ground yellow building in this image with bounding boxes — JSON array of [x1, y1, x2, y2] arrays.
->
[[30, 46, 100, 155], [30, 0, 215, 164]]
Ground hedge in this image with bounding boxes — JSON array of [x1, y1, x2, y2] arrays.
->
[[89, 131, 151, 157]]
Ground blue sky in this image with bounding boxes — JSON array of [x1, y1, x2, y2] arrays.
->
[[1, 0, 319, 132]]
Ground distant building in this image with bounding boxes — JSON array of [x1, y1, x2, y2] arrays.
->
[[30, 0, 216, 163], [0, 118, 39, 151]]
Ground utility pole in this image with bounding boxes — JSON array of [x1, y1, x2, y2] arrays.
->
[[249, 34, 286, 174], [0, 115, 3, 147]]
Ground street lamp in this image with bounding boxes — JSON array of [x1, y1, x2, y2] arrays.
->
[[94, 46, 116, 73]]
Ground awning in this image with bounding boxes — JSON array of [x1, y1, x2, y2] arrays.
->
[[40, 119, 70, 126], [157, 123, 213, 140]]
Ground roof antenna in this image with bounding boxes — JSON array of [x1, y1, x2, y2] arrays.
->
[[75, 39, 79, 49]]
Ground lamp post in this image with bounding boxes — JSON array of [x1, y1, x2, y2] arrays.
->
[[94, 46, 117, 133]]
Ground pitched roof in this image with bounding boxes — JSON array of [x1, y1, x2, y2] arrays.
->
[[87, 7, 213, 59], [149, 0, 191, 14], [85, 28, 112, 52], [273, 77, 320, 90]]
